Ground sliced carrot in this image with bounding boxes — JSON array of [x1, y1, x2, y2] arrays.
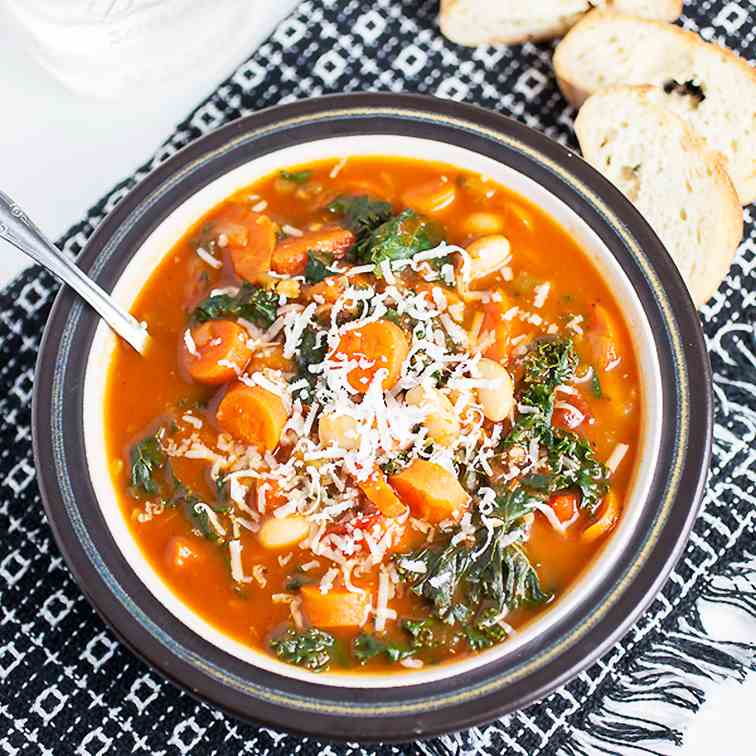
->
[[216, 383, 287, 451], [182, 320, 252, 385], [401, 177, 457, 215], [229, 215, 276, 284], [581, 489, 620, 543], [300, 584, 371, 629], [358, 468, 407, 518], [389, 459, 469, 524], [164, 536, 199, 570], [549, 492, 579, 524], [271, 227, 356, 276], [333, 319, 409, 393]]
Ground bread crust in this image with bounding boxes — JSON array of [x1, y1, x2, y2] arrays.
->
[[575, 85, 743, 306], [439, 0, 681, 46], [555, 10, 756, 204]]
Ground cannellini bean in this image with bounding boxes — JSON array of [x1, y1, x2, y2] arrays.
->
[[462, 212, 505, 236], [258, 515, 309, 550], [475, 357, 514, 422], [405, 385, 460, 446], [318, 413, 362, 449], [466, 235, 511, 281]]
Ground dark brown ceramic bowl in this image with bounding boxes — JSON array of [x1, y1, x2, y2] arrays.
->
[[32, 93, 712, 742]]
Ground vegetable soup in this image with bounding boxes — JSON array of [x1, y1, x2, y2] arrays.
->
[[106, 156, 640, 674]]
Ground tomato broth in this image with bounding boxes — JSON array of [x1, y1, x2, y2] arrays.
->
[[105, 156, 640, 674]]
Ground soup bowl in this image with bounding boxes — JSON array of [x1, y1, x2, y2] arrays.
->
[[32, 93, 712, 741]]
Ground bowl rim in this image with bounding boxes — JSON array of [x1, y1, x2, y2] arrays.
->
[[32, 92, 712, 742]]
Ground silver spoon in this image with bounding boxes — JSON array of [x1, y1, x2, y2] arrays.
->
[[0, 190, 149, 354]]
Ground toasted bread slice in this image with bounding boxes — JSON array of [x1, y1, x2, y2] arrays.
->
[[555, 10, 756, 204], [575, 86, 742, 307], [439, 0, 681, 46]]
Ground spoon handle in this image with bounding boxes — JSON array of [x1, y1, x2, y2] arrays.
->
[[0, 190, 149, 354]]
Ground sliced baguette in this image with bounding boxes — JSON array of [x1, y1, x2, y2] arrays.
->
[[554, 10, 756, 204], [439, 0, 681, 46], [575, 85, 742, 307]]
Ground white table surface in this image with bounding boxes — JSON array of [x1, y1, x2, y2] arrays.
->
[[0, 3, 752, 753]]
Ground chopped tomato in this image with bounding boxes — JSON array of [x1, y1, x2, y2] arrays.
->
[[553, 389, 592, 430], [325, 509, 382, 539], [586, 303, 622, 373], [479, 292, 531, 363], [549, 492, 579, 524]]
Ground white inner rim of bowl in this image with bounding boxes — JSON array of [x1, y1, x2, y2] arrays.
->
[[83, 134, 663, 688]]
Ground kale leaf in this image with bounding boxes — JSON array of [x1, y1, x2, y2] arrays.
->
[[129, 433, 230, 540], [352, 633, 414, 664], [180, 495, 227, 542], [546, 433, 608, 513], [522, 338, 578, 401], [293, 327, 328, 400], [353, 617, 447, 664], [463, 607, 509, 650], [304, 249, 334, 283], [401, 618, 441, 650], [279, 169, 312, 184], [395, 498, 550, 624], [129, 434, 166, 498], [271, 628, 335, 671], [192, 283, 278, 328], [498, 337, 609, 513], [356, 209, 444, 267], [327, 194, 394, 240], [380, 447, 412, 477]]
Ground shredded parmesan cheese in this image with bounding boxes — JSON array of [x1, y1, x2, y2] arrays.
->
[[183, 329, 198, 356], [606, 443, 630, 474], [329, 157, 348, 178], [229, 540, 252, 583], [195, 246, 222, 269]]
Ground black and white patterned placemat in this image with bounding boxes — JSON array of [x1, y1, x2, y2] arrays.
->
[[1, 1, 754, 753]]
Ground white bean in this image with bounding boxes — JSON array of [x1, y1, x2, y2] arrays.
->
[[318, 413, 362, 449], [258, 515, 310, 550], [466, 235, 511, 281], [475, 358, 514, 422], [462, 212, 505, 236], [405, 385, 460, 446]]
